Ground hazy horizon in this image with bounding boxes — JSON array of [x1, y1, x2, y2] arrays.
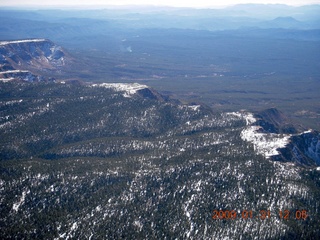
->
[[1, 0, 320, 9]]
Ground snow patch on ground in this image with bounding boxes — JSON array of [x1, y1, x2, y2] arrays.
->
[[92, 83, 148, 97], [188, 105, 200, 111], [0, 78, 14, 82], [12, 190, 28, 212], [226, 111, 256, 125]]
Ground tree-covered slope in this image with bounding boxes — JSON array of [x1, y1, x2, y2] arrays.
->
[[0, 81, 319, 239]]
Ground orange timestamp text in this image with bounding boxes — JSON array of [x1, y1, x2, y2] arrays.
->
[[212, 209, 308, 220]]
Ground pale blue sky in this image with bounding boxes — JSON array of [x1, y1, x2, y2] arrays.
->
[[1, 0, 320, 8]]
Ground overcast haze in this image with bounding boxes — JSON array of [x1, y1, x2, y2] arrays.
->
[[1, 0, 320, 8]]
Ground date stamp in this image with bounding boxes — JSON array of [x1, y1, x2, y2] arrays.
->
[[212, 209, 308, 220]]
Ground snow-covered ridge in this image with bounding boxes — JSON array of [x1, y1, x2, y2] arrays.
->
[[0, 70, 29, 82], [92, 83, 148, 97], [229, 111, 292, 159], [241, 126, 291, 158], [0, 70, 40, 82], [0, 78, 14, 82], [0, 70, 29, 74], [0, 39, 47, 46]]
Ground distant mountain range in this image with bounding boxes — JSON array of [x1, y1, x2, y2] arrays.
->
[[1, 4, 320, 34]]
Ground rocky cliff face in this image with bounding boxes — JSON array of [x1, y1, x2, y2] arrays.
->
[[248, 108, 320, 166], [0, 39, 69, 81], [255, 108, 300, 134], [275, 130, 320, 166]]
